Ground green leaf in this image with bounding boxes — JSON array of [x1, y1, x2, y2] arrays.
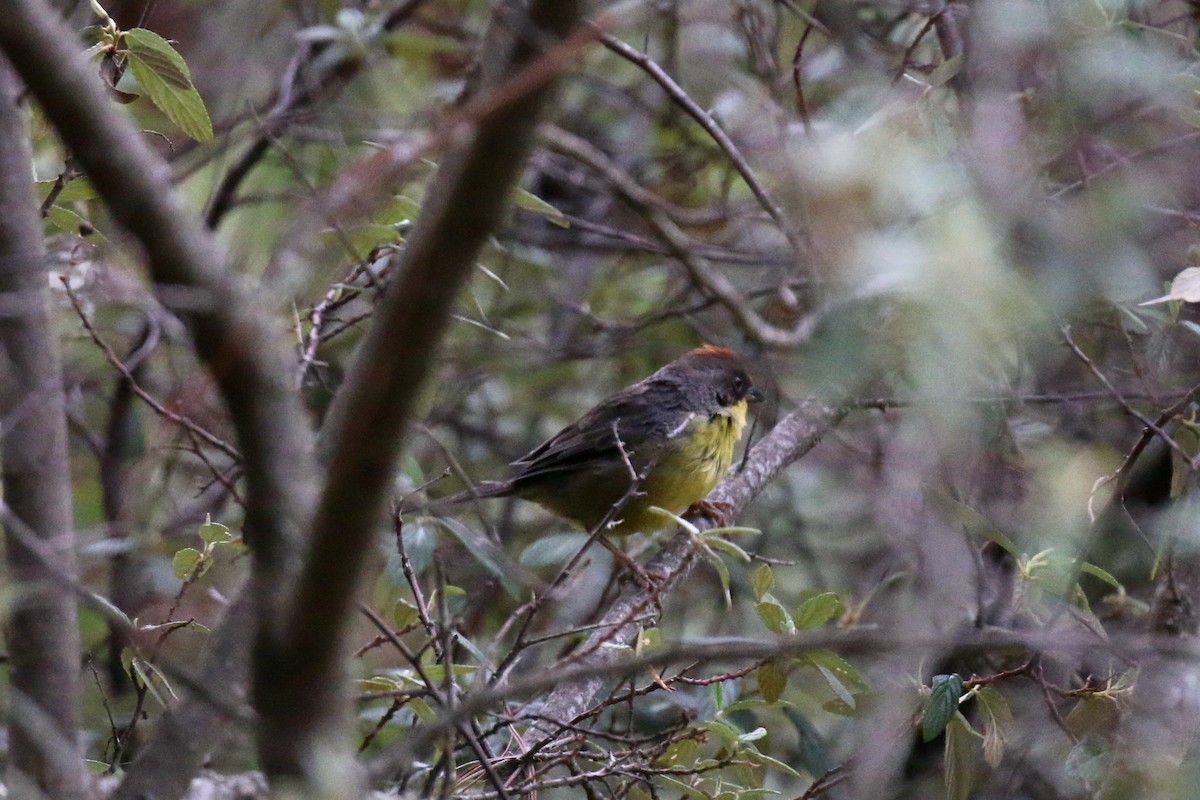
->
[[655, 737, 699, 767], [805, 649, 864, 710], [1065, 735, 1111, 784], [45, 205, 104, 241], [702, 534, 752, 563], [1063, 697, 1118, 740], [511, 188, 569, 227], [783, 708, 834, 776], [198, 514, 234, 545], [923, 673, 963, 742], [944, 715, 975, 800], [452, 631, 494, 674], [701, 718, 743, 748], [722, 698, 792, 712], [36, 177, 97, 202], [636, 626, 662, 655], [393, 598, 419, 628], [793, 592, 843, 630], [433, 585, 467, 617], [415, 663, 478, 684], [1079, 561, 1123, 592], [171, 547, 205, 580], [750, 563, 773, 601], [381, 29, 468, 59], [398, 523, 436, 575], [927, 54, 963, 89], [744, 747, 802, 778], [656, 775, 709, 800], [408, 698, 436, 721], [923, 486, 1021, 558], [518, 532, 589, 568], [358, 675, 404, 692], [1024, 549, 1078, 598], [738, 726, 767, 744], [700, 539, 733, 607], [431, 517, 522, 598], [710, 677, 725, 711], [122, 28, 213, 141], [757, 660, 788, 703], [129, 656, 177, 708], [756, 594, 795, 634], [974, 686, 1013, 768]]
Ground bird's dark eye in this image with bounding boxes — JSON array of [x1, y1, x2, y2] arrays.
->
[[732, 375, 744, 395]]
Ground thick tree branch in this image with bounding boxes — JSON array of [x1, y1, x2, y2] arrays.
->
[[0, 0, 316, 589], [253, 0, 587, 788], [0, 55, 86, 800], [0, 2, 319, 795]]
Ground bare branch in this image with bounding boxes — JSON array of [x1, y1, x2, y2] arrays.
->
[[0, 54, 85, 800], [596, 29, 805, 258], [252, 0, 588, 786]]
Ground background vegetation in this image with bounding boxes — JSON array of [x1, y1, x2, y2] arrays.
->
[[4, 0, 1200, 798]]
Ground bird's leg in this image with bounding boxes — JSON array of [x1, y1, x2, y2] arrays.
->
[[685, 498, 733, 526], [597, 536, 666, 608]]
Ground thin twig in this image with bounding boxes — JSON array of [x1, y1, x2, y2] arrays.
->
[[1061, 325, 1193, 466], [60, 278, 241, 461], [358, 602, 514, 800], [543, 125, 825, 349], [596, 28, 805, 257], [792, 9, 819, 132]]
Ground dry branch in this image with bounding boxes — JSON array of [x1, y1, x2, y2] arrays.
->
[[0, 55, 86, 800], [252, 0, 588, 788]]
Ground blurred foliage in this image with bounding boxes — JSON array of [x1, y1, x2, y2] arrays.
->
[[14, 0, 1200, 797]]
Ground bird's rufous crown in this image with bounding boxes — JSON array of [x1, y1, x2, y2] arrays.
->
[[690, 344, 737, 359]]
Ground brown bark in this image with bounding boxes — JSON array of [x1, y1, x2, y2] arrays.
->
[[0, 0, 317, 595], [254, 0, 587, 789], [0, 56, 87, 799], [0, 2, 317, 795]]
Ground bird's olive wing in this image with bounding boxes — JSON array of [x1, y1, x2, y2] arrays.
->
[[508, 381, 688, 484]]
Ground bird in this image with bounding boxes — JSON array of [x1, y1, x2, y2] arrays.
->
[[443, 345, 762, 537]]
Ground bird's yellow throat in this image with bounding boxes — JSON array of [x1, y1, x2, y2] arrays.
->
[[629, 398, 750, 531]]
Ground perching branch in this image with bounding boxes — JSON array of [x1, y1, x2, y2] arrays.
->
[[538, 399, 852, 723]]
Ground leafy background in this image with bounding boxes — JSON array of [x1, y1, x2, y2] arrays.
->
[[14, 0, 1200, 798]]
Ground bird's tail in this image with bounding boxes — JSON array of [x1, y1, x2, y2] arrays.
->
[[427, 480, 515, 509]]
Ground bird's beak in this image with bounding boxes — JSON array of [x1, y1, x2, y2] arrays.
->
[[747, 387, 764, 403]]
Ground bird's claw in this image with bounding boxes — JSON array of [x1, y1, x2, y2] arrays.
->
[[686, 498, 732, 526]]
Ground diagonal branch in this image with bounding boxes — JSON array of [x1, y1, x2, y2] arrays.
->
[[0, 0, 317, 588], [595, 29, 805, 259], [252, 0, 588, 787], [544, 126, 834, 349], [538, 399, 852, 723]]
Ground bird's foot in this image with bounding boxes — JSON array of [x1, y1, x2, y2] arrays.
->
[[685, 498, 733, 526]]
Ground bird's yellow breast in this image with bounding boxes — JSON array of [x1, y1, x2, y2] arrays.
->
[[612, 399, 749, 534]]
